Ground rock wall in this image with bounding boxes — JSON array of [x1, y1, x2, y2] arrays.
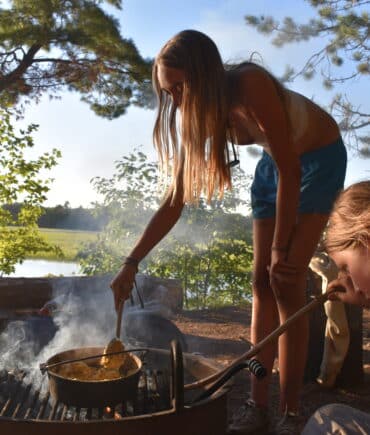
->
[[0, 273, 183, 313]]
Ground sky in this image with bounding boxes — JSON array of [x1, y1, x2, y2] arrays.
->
[[16, 0, 369, 208]]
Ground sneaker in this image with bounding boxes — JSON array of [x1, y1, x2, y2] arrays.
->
[[275, 411, 306, 435], [316, 374, 337, 389], [228, 399, 270, 435]]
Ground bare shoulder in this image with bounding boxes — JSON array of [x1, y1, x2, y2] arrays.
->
[[230, 63, 284, 109], [233, 63, 276, 90]]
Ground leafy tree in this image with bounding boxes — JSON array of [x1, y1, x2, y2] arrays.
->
[[147, 238, 253, 309], [0, 110, 62, 275], [79, 149, 254, 307], [78, 147, 161, 274], [3, 202, 107, 230], [245, 0, 370, 155], [0, 0, 153, 118]]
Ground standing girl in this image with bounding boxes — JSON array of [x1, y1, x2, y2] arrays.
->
[[110, 30, 347, 434]]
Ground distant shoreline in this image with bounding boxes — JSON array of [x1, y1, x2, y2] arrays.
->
[[27, 228, 98, 262]]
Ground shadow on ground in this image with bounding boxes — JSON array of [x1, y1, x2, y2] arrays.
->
[[184, 333, 251, 359], [177, 305, 251, 327]]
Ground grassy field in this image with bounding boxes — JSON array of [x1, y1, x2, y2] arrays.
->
[[28, 228, 99, 261]]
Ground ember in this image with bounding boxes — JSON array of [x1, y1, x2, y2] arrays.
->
[[103, 406, 123, 420]]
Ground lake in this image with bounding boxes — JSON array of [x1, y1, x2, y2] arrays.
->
[[4, 259, 82, 277]]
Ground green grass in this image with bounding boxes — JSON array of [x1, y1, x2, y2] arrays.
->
[[28, 228, 99, 261]]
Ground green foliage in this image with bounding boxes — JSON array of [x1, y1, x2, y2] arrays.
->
[[92, 148, 160, 210], [0, 0, 153, 118], [4, 202, 107, 230], [0, 110, 61, 275], [245, 0, 370, 155], [87, 147, 162, 262], [146, 238, 253, 309], [77, 236, 121, 275], [79, 149, 254, 307]]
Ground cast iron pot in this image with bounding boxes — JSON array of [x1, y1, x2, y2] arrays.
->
[[45, 346, 142, 408]]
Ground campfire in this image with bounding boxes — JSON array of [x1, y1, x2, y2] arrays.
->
[[0, 346, 231, 435], [0, 276, 248, 434]]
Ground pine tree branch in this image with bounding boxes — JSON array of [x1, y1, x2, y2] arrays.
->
[[284, 46, 328, 82], [0, 44, 42, 91], [31, 57, 142, 76], [323, 70, 361, 83], [352, 120, 370, 129]]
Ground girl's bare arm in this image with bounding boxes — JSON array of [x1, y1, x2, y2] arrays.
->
[[127, 186, 185, 262], [110, 181, 184, 309]]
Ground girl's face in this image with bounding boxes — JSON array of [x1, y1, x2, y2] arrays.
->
[[330, 244, 370, 299], [157, 64, 185, 107]]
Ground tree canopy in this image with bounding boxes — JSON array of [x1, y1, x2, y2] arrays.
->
[[0, 110, 62, 275], [245, 0, 370, 155], [0, 0, 153, 118]]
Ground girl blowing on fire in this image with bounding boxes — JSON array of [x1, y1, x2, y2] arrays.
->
[[111, 30, 347, 434], [325, 181, 370, 308], [302, 180, 370, 435]]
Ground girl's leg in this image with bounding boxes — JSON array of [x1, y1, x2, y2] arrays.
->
[[276, 213, 330, 413], [250, 217, 279, 406]]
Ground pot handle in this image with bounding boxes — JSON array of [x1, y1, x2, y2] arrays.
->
[[190, 358, 266, 404], [170, 339, 184, 412]]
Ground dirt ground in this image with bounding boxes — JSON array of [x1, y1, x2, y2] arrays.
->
[[173, 305, 370, 433]]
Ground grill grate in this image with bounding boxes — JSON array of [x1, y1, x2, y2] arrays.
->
[[0, 369, 171, 421]]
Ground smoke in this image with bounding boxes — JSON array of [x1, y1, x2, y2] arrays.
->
[[0, 274, 181, 389], [0, 285, 116, 389], [0, 321, 37, 369], [173, 220, 209, 248]]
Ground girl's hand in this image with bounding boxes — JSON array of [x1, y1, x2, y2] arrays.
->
[[269, 249, 298, 298], [110, 264, 137, 311], [328, 274, 370, 307]]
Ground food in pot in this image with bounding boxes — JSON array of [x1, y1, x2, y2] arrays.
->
[[100, 338, 128, 369], [52, 353, 138, 381]]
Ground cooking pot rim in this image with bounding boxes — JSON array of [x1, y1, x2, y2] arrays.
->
[[46, 346, 142, 383]]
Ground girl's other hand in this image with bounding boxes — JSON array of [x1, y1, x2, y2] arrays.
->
[[110, 264, 137, 311], [269, 249, 298, 298]]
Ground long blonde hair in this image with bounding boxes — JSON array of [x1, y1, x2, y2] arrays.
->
[[325, 181, 370, 252], [152, 30, 232, 204]]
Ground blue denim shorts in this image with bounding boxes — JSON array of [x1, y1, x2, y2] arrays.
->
[[251, 137, 347, 219]]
